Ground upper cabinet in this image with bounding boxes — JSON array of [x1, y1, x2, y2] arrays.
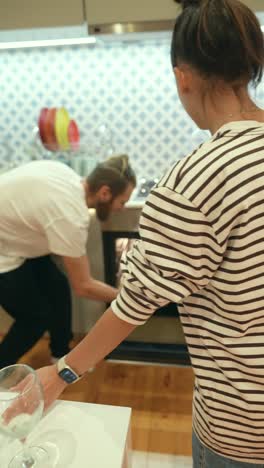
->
[[85, 0, 180, 35], [0, 0, 262, 40], [0, 0, 85, 30]]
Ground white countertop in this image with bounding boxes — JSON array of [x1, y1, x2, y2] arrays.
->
[[0, 400, 132, 468]]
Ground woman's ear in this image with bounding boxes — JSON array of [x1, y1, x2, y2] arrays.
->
[[174, 66, 191, 93]]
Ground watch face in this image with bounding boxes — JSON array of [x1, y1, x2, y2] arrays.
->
[[58, 368, 78, 384]]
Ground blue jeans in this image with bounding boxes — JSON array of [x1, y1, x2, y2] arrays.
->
[[192, 431, 264, 468]]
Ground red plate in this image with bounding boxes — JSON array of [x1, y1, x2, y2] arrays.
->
[[44, 108, 58, 152], [38, 108, 48, 146], [68, 119, 80, 151]]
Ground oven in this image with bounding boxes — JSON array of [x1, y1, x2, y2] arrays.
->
[[102, 229, 190, 366]]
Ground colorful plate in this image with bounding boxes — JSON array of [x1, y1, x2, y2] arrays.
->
[[38, 108, 48, 146], [68, 120, 80, 151], [44, 108, 58, 151], [55, 107, 70, 151]]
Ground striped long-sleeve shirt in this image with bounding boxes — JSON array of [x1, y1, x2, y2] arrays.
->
[[112, 120, 264, 463]]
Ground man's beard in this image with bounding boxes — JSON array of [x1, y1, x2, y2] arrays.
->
[[95, 201, 113, 221]]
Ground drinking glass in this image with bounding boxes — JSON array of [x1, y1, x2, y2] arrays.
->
[[0, 364, 49, 468]]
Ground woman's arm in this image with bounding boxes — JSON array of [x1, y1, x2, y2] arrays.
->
[[37, 307, 137, 409]]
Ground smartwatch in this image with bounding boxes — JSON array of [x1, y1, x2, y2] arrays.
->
[[56, 356, 81, 384]]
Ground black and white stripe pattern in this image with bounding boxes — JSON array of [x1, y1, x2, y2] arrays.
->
[[112, 121, 264, 463]]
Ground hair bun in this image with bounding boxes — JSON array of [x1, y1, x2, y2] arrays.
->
[[174, 0, 201, 8]]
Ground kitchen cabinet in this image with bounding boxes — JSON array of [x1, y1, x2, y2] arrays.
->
[[85, 0, 180, 35], [0, 0, 85, 30], [0, 0, 262, 36]]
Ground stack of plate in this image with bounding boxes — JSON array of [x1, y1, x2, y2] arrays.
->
[[38, 107, 80, 152]]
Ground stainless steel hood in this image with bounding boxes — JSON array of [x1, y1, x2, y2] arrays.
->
[[86, 0, 264, 39], [85, 0, 180, 37], [88, 19, 176, 36]]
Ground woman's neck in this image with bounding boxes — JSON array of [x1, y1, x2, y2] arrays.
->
[[204, 86, 264, 134]]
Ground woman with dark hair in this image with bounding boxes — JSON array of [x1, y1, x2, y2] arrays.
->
[[34, 1, 264, 465]]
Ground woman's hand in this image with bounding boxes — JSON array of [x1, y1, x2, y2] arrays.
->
[[2, 365, 66, 428], [36, 365, 67, 411]]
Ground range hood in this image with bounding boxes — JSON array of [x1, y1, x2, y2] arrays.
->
[[86, 0, 264, 38], [85, 0, 180, 37]]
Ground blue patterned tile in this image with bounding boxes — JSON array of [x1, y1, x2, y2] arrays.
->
[[0, 37, 247, 178]]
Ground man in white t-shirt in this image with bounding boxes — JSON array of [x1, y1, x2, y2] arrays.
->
[[0, 155, 136, 367]]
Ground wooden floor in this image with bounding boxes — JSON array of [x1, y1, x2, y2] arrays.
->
[[19, 337, 194, 456]]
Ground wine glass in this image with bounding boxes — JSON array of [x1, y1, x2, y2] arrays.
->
[[0, 364, 50, 468]]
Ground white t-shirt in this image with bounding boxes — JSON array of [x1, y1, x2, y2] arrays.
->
[[0, 160, 90, 272]]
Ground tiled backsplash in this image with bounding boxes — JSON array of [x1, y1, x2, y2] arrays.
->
[[1, 37, 264, 179]]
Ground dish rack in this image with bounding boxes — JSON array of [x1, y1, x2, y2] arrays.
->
[[0, 122, 115, 177]]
